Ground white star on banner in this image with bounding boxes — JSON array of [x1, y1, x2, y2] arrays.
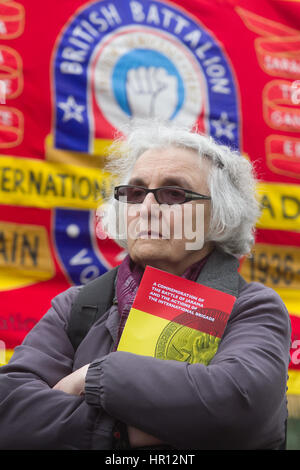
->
[[58, 95, 85, 123], [211, 112, 236, 140]]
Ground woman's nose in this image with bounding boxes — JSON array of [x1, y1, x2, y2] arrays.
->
[[140, 191, 159, 219], [143, 190, 158, 206]]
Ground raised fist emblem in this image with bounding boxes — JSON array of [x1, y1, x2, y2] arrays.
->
[[126, 66, 178, 120]]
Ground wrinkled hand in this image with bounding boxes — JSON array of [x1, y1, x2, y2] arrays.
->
[[53, 364, 89, 396], [127, 426, 165, 448]]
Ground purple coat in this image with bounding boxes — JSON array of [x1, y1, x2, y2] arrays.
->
[[0, 249, 291, 449]]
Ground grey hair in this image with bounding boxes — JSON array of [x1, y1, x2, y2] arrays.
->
[[98, 120, 261, 258]]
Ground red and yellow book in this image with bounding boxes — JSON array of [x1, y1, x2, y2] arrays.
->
[[117, 266, 237, 365]]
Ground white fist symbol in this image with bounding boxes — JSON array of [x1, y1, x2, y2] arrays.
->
[[126, 67, 178, 120]]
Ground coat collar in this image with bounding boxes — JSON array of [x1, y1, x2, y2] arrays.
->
[[196, 247, 241, 298]]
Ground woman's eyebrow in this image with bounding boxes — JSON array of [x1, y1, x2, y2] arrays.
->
[[128, 177, 147, 186], [128, 176, 193, 189], [161, 177, 193, 189]]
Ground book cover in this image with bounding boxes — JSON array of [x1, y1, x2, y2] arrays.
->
[[117, 266, 236, 365]]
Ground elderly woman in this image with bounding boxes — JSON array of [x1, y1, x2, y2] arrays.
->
[[0, 122, 291, 450]]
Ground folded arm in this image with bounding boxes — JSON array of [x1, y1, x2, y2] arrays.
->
[[84, 284, 291, 450], [0, 287, 104, 450]]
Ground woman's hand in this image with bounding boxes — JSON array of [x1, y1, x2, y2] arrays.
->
[[53, 364, 90, 396], [127, 425, 165, 448], [53, 367, 166, 447]]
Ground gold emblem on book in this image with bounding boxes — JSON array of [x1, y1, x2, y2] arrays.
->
[[154, 312, 221, 365]]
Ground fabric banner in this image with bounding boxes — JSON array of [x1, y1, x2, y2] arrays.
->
[[0, 0, 299, 414]]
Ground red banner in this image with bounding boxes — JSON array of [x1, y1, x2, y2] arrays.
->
[[0, 0, 299, 411]]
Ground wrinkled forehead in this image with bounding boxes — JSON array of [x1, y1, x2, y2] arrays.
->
[[129, 146, 211, 191]]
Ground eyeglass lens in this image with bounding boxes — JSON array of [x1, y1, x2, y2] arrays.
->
[[117, 186, 187, 204]]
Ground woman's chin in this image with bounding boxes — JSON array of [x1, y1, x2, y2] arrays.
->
[[129, 238, 171, 265]]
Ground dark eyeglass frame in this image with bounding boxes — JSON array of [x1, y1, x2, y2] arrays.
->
[[114, 185, 211, 205]]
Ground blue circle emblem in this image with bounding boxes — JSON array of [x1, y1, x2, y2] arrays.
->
[[112, 48, 185, 119]]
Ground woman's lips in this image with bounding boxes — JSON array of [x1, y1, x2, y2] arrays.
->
[[137, 230, 166, 239]]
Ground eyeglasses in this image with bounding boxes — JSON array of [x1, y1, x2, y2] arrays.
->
[[114, 185, 211, 205]]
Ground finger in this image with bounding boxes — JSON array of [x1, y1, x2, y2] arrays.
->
[[134, 68, 144, 93], [139, 66, 149, 93], [126, 68, 138, 93], [148, 66, 156, 93], [198, 335, 204, 349], [156, 67, 168, 88]]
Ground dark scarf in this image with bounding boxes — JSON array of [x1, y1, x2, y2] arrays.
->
[[114, 252, 212, 349]]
